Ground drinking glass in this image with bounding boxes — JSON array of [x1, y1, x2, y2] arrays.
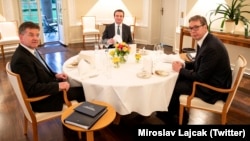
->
[[103, 39, 109, 52], [94, 42, 99, 54], [154, 44, 164, 54], [99, 40, 104, 50], [153, 44, 161, 68], [158, 43, 164, 54]]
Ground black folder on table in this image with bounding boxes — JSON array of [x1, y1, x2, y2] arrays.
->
[[74, 101, 107, 117], [64, 108, 107, 130]]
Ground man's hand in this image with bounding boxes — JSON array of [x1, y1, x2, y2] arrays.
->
[[55, 73, 68, 81], [59, 81, 70, 91], [172, 61, 184, 72], [108, 38, 115, 44]]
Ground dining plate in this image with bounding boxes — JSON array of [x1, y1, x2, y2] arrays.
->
[[136, 71, 152, 79], [155, 70, 169, 76]]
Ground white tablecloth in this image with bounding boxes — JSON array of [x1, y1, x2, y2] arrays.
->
[[63, 50, 181, 116]]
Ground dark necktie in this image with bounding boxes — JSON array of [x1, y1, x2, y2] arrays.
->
[[34, 50, 49, 71], [117, 25, 120, 35], [197, 45, 200, 53]]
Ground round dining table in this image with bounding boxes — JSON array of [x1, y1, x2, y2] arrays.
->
[[63, 49, 180, 116]]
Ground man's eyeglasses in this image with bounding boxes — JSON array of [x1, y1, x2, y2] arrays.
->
[[188, 25, 204, 32]]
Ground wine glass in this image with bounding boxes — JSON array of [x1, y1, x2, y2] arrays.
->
[[103, 39, 109, 52], [158, 43, 164, 55]]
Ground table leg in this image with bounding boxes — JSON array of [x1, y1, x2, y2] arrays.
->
[[113, 113, 120, 125], [86, 131, 94, 141], [78, 131, 82, 139]]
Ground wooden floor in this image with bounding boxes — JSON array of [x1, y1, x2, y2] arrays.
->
[[0, 42, 249, 141]]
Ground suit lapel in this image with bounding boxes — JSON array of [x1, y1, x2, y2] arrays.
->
[[19, 45, 54, 76]]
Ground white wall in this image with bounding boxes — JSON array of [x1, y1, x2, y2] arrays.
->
[[67, 0, 152, 45]]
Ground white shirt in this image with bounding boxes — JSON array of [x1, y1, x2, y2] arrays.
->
[[197, 31, 208, 48], [20, 43, 36, 55]]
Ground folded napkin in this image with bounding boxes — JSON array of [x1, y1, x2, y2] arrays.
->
[[128, 44, 137, 54], [78, 51, 95, 68], [160, 54, 184, 63], [113, 35, 122, 43], [78, 59, 98, 80]]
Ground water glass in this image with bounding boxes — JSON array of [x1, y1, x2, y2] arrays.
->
[[94, 43, 99, 54], [154, 44, 164, 55], [99, 40, 104, 50], [103, 39, 109, 52]]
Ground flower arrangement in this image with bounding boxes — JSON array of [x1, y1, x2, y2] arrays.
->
[[110, 42, 131, 64], [114, 42, 130, 56]]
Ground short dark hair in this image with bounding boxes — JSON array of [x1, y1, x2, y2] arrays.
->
[[189, 15, 207, 26], [19, 21, 40, 35], [114, 9, 125, 17]]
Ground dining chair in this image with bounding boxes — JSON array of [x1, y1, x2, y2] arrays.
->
[[81, 16, 100, 47], [6, 62, 78, 141], [0, 21, 19, 59], [123, 16, 136, 40], [179, 55, 247, 125]]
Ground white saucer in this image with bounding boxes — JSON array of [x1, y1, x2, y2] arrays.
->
[[136, 71, 152, 79], [155, 70, 169, 76], [66, 61, 78, 68]]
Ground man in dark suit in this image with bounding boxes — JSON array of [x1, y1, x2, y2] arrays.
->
[[102, 9, 133, 48], [158, 15, 232, 123], [11, 21, 85, 112]]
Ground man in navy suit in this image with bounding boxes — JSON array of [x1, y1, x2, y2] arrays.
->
[[158, 15, 232, 123], [102, 9, 133, 48], [11, 22, 85, 112]]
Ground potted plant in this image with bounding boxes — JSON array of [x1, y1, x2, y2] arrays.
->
[[208, 0, 250, 35]]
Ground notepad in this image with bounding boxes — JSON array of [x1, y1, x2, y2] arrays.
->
[[74, 101, 107, 117], [64, 108, 107, 129]]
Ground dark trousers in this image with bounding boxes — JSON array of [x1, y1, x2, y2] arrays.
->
[[67, 86, 85, 102], [167, 76, 193, 115], [31, 86, 85, 112]]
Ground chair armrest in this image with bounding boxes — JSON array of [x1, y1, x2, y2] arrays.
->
[[194, 81, 233, 94], [63, 90, 72, 107], [187, 81, 233, 106], [25, 90, 72, 107], [25, 95, 50, 102]]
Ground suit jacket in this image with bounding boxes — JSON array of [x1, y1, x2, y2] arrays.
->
[[180, 33, 232, 104], [102, 23, 133, 47], [10, 45, 64, 112]]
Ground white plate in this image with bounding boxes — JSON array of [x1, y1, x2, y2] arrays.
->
[[136, 71, 152, 79], [155, 70, 169, 76]]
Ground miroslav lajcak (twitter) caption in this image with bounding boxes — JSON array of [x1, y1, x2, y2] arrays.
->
[[137, 128, 245, 138]]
